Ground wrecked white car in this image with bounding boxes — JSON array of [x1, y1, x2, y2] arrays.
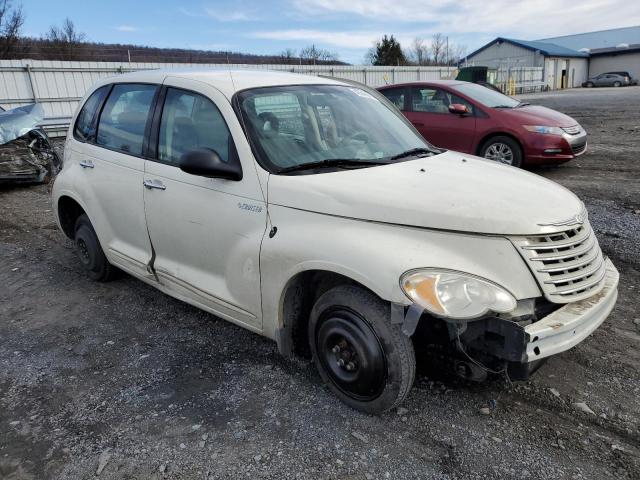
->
[[52, 70, 618, 413], [0, 103, 61, 184]]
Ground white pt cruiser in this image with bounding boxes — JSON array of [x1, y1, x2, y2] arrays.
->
[[52, 70, 619, 413]]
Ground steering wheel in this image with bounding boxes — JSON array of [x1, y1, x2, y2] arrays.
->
[[342, 130, 370, 144]]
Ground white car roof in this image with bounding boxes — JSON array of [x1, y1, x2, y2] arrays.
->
[[92, 68, 349, 100]]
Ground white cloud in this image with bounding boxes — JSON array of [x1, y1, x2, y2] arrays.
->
[[115, 25, 138, 32], [291, 0, 640, 39], [251, 29, 381, 48], [204, 9, 253, 22]]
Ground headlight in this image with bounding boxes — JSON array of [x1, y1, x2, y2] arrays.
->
[[523, 125, 564, 135], [400, 269, 517, 320]]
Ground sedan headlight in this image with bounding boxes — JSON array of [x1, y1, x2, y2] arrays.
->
[[523, 125, 564, 135], [400, 269, 517, 320]]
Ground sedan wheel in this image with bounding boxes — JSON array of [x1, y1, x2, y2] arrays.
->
[[613, 81, 621, 87], [484, 142, 515, 164]]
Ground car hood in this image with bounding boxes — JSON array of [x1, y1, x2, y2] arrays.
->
[[497, 105, 578, 127], [267, 151, 583, 235]]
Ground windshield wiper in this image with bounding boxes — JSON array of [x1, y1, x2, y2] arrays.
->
[[514, 102, 531, 108], [389, 147, 436, 161], [492, 105, 515, 108], [278, 158, 387, 174]]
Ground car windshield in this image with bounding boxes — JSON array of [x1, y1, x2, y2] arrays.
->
[[451, 83, 520, 108], [236, 84, 438, 174]]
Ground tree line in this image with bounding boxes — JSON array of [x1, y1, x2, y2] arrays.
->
[[1, 1, 463, 66], [0, 1, 343, 64], [368, 34, 467, 66]]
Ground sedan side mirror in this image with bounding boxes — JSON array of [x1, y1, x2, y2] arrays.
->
[[449, 103, 470, 116], [179, 148, 242, 181]]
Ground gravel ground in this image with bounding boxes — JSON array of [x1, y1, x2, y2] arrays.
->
[[1, 86, 639, 480]]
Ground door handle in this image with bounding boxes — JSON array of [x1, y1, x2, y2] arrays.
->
[[143, 179, 166, 191], [412, 122, 424, 127], [79, 160, 94, 169]]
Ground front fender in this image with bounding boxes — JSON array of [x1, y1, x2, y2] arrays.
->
[[260, 205, 542, 341]]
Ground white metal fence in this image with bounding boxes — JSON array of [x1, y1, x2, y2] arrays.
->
[[0, 60, 457, 135]]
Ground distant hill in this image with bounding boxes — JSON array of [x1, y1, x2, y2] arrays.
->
[[7, 38, 348, 65]]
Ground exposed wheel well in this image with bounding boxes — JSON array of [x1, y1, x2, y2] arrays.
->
[[279, 270, 375, 358], [475, 132, 523, 157], [58, 196, 86, 239]]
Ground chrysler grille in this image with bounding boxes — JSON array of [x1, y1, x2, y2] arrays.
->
[[511, 221, 606, 303]]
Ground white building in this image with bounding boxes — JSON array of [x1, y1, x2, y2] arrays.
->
[[462, 37, 589, 89], [464, 26, 640, 88]]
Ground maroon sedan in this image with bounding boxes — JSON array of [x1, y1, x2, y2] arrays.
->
[[378, 81, 587, 167]]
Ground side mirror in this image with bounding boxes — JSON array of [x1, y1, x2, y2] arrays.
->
[[179, 148, 242, 181], [449, 103, 470, 116]]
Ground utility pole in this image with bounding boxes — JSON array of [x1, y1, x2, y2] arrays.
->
[[127, 49, 131, 63], [446, 36, 449, 66]]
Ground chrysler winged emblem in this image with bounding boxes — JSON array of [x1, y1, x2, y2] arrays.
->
[[538, 209, 587, 227]]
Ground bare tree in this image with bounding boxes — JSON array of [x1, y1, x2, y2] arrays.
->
[[0, 0, 24, 58], [299, 44, 338, 64], [45, 18, 86, 60], [47, 18, 86, 44], [430, 33, 446, 65], [279, 48, 297, 63], [450, 43, 468, 65], [410, 37, 431, 66]]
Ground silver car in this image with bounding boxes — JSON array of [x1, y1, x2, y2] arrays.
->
[[582, 73, 635, 87]]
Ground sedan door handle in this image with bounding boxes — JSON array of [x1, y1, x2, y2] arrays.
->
[[79, 160, 94, 169], [143, 179, 166, 191]]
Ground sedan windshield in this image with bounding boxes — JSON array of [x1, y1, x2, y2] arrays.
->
[[236, 85, 438, 174], [451, 83, 520, 108]]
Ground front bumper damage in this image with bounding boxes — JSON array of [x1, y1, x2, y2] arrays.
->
[[524, 258, 618, 362], [454, 258, 618, 379]]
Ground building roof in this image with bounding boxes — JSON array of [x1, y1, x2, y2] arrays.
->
[[538, 26, 640, 51], [589, 43, 640, 56], [465, 37, 589, 60]]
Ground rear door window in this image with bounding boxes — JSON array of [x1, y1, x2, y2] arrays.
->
[[380, 88, 406, 110], [74, 85, 110, 142], [96, 84, 157, 155], [157, 88, 233, 165]]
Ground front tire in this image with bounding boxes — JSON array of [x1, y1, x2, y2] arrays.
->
[[585, 82, 594, 88], [480, 136, 523, 167], [613, 81, 621, 87], [74, 214, 117, 282], [308, 285, 415, 414]]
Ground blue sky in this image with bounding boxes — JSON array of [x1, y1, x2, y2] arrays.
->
[[20, 0, 640, 64]]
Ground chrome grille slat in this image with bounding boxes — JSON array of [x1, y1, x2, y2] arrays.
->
[[529, 234, 596, 261], [510, 219, 606, 304], [521, 226, 590, 250], [543, 256, 604, 284], [551, 265, 607, 296], [537, 247, 599, 272]]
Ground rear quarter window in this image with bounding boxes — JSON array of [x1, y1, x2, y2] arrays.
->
[[73, 86, 110, 142]]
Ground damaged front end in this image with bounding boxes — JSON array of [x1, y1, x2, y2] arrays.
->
[[0, 103, 61, 184], [399, 259, 619, 382]]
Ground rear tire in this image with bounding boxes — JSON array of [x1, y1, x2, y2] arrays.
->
[[74, 214, 117, 282], [613, 81, 621, 87], [308, 285, 415, 414], [480, 136, 523, 167]]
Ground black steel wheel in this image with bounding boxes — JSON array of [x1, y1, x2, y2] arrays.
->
[[74, 214, 117, 282], [316, 307, 387, 401], [309, 285, 415, 414]]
